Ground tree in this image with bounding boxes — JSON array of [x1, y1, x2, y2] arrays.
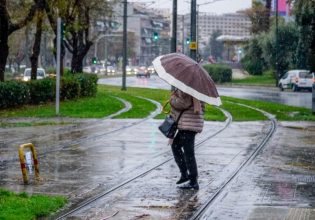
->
[[0, 0, 37, 81], [45, 0, 113, 73], [244, 0, 272, 34], [209, 30, 224, 61], [294, 0, 315, 72], [30, 0, 45, 80]]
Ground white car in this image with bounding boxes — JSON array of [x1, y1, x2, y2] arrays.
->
[[23, 68, 46, 81], [278, 70, 314, 92]]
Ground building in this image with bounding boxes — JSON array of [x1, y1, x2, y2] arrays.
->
[[113, 3, 171, 66], [177, 12, 251, 56]]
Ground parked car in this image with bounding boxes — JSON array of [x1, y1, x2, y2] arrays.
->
[[136, 66, 150, 78], [23, 68, 46, 81], [278, 70, 314, 92]]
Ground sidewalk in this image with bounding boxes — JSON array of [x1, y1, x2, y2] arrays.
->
[[1, 119, 315, 219]]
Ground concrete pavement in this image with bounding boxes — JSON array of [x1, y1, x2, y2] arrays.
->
[[1, 116, 315, 219]]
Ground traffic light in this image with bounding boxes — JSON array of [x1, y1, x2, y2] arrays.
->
[[186, 38, 190, 45], [92, 57, 97, 64], [153, 32, 159, 41], [61, 21, 66, 40]]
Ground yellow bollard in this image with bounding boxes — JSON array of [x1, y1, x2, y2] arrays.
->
[[18, 143, 40, 184]]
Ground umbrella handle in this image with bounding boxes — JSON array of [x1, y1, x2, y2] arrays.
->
[[162, 101, 171, 114]]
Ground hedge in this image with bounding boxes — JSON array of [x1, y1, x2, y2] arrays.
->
[[203, 64, 232, 83], [0, 73, 98, 109]]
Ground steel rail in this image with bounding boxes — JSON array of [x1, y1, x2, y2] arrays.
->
[[190, 103, 277, 220], [54, 107, 233, 219]]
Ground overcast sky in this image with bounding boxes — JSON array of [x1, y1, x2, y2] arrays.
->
[[132, 0, 252, 15]]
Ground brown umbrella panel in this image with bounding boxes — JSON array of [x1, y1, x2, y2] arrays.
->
[[153, 53, 222, 106]]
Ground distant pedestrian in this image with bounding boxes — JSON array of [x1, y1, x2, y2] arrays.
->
[[169, 89, 204, 190]]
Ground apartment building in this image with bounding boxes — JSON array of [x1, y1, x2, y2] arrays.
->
[[177, 12, 251, 53], [113, 3, 171, 66]]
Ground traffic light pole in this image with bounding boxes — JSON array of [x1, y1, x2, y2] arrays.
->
[[190, 0, 197, 61], [171, 0, 177, 53], [275, 0, 279, 86], [122, 0, 127, 91]]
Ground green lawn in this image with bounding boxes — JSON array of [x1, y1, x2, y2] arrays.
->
[[0, 188, 66, 220], [231, 71, 276, 86], [1, 85, 314, 124]]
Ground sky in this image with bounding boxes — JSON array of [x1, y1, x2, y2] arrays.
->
[[132, 0, 252, 15]]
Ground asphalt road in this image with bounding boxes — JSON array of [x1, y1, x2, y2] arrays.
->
[[98, 75, 313, 109]]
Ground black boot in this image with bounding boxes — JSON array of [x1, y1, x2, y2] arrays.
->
[[178, 179, 199, 190], [176, 173, 189, 184]]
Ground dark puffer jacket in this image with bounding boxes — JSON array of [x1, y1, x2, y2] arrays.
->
[[170, 90, 204, 133]]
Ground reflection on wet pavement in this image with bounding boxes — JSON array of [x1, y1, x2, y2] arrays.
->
[[1, 119, 315, 219]]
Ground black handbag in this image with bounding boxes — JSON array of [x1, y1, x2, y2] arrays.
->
[[158, 101, 185, 138]]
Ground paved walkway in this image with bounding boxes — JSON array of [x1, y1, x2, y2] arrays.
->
[[1, 117, 315, 219]]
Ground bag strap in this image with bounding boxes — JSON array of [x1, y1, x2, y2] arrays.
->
[[176, 110, 186, 123]]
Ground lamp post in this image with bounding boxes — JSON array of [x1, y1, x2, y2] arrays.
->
[[171, 0, 177, 53], [275, 0, 279, 86], [122, 0, 127, 91], [190, 0, 197, 61]]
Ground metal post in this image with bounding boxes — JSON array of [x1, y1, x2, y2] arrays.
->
[[275, 0, 279, 86], [171, 0, 177, 53], [104, 38, 108, 75], [56, 18, 61, 115], [182, 15, 185, 54], [190, 0, 197, 61], [312, 82, 315, 114], [122, 0, 127, 90]]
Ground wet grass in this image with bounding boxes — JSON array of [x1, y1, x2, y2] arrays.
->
[[223, 96, 315, 121], [0, 89, 123, 118], [1, 85, 314, 123], [229, 71, 276, 86], [0, 188, 67, 220]]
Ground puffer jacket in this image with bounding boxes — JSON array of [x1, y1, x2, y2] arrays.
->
[[170, 90, 204, 133]]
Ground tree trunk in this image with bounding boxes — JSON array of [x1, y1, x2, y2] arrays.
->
[[70, 33, 92, 73], [30, 9, 44, 80], [265, 0, 272, 32], [0, 0, 9, 82]]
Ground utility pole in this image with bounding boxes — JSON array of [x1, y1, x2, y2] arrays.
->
[[122, 0, 127, 91], [171, 0, 177, 53], [182, 15, 185, 54], [275, 0, 279, 86], [56, 18, 61, 115], [190, 0, 197, 61]]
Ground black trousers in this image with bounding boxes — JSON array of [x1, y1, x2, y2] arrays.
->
[[171, 130, 198, 181]]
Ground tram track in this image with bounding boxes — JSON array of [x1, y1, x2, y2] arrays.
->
[[54, 108, 233, 219], [0, 96, 161, 164], [189, 102, 277, 220]]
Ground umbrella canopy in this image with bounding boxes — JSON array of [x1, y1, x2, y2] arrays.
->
[[152, 53, 222, 106]]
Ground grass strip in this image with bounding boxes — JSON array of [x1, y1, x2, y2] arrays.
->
[[0, 188, 66, 220], [1, 85, 314, 122], [230, 72, 276, 86], [0, 89, 123, 118], [223, 96, 315, 121]]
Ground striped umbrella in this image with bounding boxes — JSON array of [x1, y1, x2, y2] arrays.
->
[[152, 53, 222, 106]]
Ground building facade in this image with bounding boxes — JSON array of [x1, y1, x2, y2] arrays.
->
[[177, 12, 251, 55], [113, 3, 171, 66]]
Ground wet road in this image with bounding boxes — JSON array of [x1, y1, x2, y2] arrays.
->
[[98, 76, 312, 109]]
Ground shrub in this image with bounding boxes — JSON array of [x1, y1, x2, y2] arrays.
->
[[0, 81, 29, 108], [60, 76, 80, 100], [0, 73, 98, 109], [75, 73, 98, 97], [203, 64, 232, 83], [28, 78, 55, 104]]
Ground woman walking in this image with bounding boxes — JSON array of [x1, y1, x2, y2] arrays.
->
[[169, 89, 204, 190]]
